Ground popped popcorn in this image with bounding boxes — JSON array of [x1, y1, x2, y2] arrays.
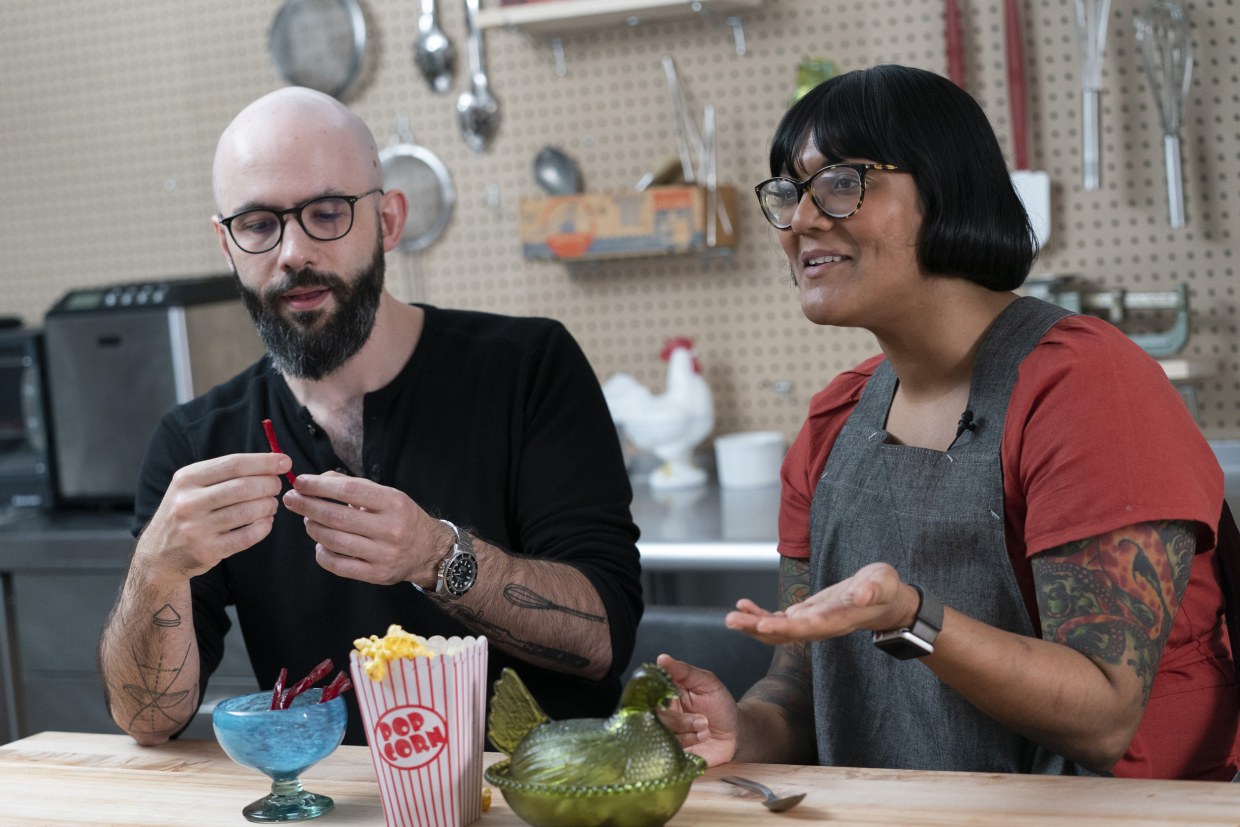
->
[[352, 624, 436, 681]]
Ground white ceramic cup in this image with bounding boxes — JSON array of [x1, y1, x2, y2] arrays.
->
[[714, 431, 786, 489]]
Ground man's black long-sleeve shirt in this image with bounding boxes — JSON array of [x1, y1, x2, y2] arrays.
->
[[133, 305, 643, 744]]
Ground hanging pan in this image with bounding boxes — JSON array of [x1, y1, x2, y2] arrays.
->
[[380, 116, 456, 253], [268, 0, 367, 101]]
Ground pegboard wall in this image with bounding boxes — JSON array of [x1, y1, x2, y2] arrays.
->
[[1, 1, 1237, 438]]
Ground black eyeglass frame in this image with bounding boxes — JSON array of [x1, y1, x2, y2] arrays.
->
[[754, 163, 906, 229], [218, 188, 384, 254]]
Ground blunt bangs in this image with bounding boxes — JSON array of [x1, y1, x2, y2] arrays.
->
[[767, 65, 1035, 291]]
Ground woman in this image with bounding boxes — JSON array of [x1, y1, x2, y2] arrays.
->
[[660, 65, 1239, 780]]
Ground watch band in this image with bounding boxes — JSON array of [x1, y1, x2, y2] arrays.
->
[[872, 584, 944, 659]]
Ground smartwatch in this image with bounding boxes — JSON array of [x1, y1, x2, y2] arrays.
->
[[433, 520, 478, 600], [872, 584, 943, 659]]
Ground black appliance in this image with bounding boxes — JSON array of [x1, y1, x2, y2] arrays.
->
[[0, 326, 56, 512]]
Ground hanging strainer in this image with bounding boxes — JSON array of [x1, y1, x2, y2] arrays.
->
[[379, 116, 456, 253], [268, 0, 367, 101], [1134, 1, 1193, 229]]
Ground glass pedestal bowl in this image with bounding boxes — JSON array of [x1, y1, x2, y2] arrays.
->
[[213, 688, 348, 823]]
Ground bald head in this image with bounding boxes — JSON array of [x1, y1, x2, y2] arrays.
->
[[212, 87, 382, 214]]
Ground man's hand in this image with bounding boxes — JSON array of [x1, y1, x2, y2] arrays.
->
[[137, 453, 291, 580], [282, 472, 447, 586], [726, 562, 919, 645]]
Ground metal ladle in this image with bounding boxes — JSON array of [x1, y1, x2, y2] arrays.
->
[[414, 0, 455, 94], [533, 146, 583, 195], [456, 0, 501, 154]]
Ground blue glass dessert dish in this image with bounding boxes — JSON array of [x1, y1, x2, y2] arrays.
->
[[213, 688, 348, 823]]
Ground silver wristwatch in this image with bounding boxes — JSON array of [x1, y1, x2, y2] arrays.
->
[[434, 520, 478, 599]]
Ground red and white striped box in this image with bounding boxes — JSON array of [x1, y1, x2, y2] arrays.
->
[[350, 636, 488, 827]]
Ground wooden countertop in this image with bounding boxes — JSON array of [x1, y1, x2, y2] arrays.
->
[[3, 731, 1240, 825]]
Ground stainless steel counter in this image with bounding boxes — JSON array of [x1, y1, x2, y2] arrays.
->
[[0, 509, 135, 569], [0, 474, 782, 572], [0, 509, 135, 744], [630, 478, 779, 570]]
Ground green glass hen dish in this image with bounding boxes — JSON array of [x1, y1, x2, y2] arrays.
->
[[484, 664, 707, 827]]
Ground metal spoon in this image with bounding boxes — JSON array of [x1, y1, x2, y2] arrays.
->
[[414, 0, 455, 94], [533, 146, 583, 195], [456, 0, 501, 154], [721, 776, 806, 812]]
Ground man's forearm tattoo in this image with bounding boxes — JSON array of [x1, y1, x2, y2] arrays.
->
[[122, 604, 192, 732], [502, 583, 605, 622], [451, 604, 590, 671]]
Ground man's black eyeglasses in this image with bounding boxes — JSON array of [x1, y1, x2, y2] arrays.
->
[[218, 189, 383, 254]]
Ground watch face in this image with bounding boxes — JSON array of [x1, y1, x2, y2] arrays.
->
[[873, 629, 934, 660], [443, 551, 478, 596]]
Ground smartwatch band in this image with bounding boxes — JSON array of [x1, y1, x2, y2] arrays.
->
[[872, 584, 944, 659]]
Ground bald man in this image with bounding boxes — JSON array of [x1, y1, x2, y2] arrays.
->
[[98, 88, 642, 746]]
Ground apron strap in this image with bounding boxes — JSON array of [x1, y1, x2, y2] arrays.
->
[[1215, 501, 1240, 688]]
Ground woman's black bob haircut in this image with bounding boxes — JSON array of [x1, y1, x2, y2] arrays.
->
[[769, 64, 1035, 291]]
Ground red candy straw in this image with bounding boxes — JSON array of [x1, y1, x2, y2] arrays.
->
[[270, 667, 288, 711], [268, 661, 352, 710], [280, 658, 334, 709], [319, 671, 352, 704], [261, 418, 297, 484]]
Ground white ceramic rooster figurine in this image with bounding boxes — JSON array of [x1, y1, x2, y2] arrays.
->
[[602, 337, 715, 490]]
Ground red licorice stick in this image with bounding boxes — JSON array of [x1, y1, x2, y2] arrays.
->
[[280, 658, 335, 709], [319, 671, 352, 704], [261, 418, 297, 485], [270, 667, 288, 711]]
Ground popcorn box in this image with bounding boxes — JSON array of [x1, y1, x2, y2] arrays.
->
[[351, 636, 488, 827]]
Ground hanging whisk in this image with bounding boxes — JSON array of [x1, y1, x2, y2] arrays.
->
[[1134, 1, 1193, 229]]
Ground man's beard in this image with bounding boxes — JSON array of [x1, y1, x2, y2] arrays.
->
[[236, 239, 385, 381]]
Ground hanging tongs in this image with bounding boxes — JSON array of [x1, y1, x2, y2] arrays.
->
[[1134, 1, 1193, 229], [1072, 0, 1112, 191]]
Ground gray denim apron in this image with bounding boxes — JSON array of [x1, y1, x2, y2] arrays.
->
[[808, 296, 1092, 774]]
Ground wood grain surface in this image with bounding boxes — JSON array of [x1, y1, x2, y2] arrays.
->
[[3, 731, 1240, 826]]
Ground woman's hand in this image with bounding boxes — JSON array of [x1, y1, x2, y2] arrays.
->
[[726, 562, 919, 645], [655, 654, 740, 767]]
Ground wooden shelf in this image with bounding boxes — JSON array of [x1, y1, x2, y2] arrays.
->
[[477, 0, 763, 36], [518, 186, 737, 262]]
